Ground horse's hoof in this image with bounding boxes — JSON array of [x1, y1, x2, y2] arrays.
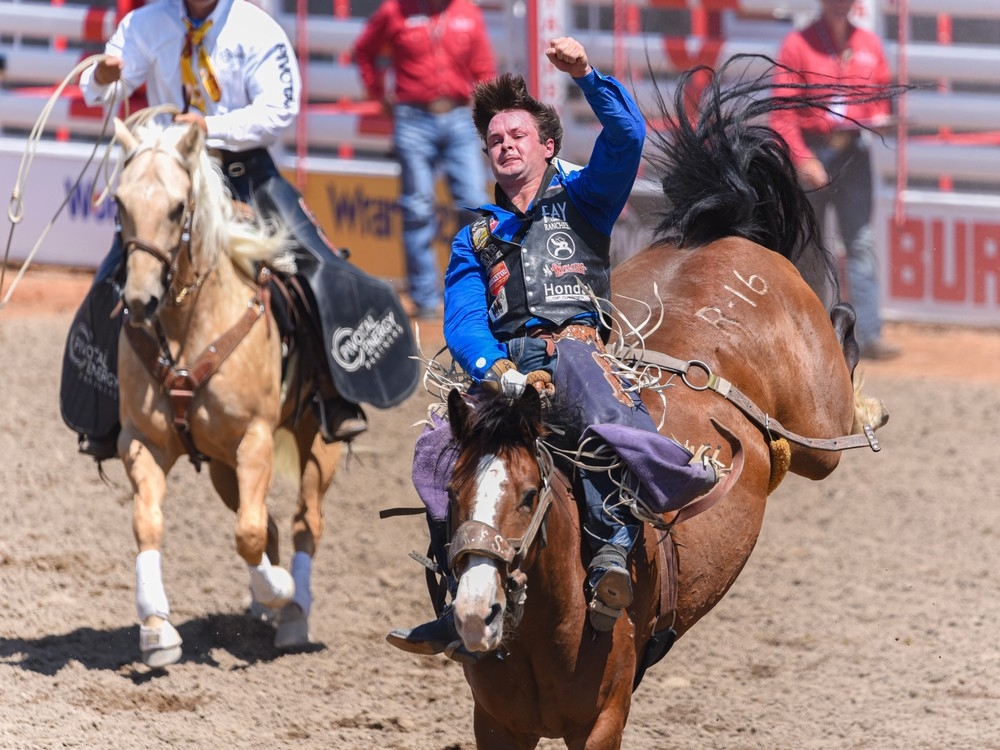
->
[[274, 603, 309, 650], [249, 566, 295, 609], [139, 621, 182, 668], [247, 597, 277, 624]]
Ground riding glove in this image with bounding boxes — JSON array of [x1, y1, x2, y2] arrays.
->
[[481, 358, 528, 398]]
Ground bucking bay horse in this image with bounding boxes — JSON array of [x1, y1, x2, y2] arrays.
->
[[437, 58, 891, 748]]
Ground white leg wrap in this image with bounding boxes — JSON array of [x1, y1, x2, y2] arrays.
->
[[135, 550, 170, 622], [248, 553, 295, 608], [290, 551, 313, 618]]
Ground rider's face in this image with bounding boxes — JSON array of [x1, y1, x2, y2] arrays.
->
[[485, 110, 555, 185]]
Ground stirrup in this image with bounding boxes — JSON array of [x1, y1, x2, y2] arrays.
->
[[587, 546, 632, 632], [588, 596, 623, 632]]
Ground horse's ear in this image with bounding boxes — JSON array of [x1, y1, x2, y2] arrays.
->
[[176, 121, 205, 165], [113, 117, 138, 153], [447, 388, 472, 441]]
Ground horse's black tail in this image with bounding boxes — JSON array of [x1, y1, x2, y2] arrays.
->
[[644, 54, 904, 295]]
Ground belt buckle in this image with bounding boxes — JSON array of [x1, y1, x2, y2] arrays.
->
[[427, 98, 455, 114], [227, 162, 246, 177]]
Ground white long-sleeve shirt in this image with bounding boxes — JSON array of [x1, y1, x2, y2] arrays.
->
[[80, 0, 300, 153]]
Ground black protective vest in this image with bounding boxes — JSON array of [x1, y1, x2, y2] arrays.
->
[[471, 178, 611, 340]]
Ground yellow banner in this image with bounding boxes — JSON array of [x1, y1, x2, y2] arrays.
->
[[290, 170, 462, 283]]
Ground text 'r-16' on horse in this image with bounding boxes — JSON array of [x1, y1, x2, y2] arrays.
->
[[432, 57, 892, 749], [112, 115, 342, 667]]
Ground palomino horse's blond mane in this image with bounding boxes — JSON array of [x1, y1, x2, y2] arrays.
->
[[117, 117, 294, 280]]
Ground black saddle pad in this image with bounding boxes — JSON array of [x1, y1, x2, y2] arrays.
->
[[252, 176, 420, 409], [294, 251, 420, 409], [60, 273, 123, 437]]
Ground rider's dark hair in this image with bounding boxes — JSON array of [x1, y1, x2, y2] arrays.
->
[[472, 73, 563, 159]]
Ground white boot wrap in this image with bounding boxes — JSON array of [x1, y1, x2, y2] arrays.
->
[[248, 553, 295, 608], [135, 550, 170, 622]]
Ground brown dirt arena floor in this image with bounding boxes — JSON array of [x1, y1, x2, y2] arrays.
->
[[1, 266, 999, 749]]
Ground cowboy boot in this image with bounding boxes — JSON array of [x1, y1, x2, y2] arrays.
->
[[580, 467, 638, 632], [385, 519, 478, 664]]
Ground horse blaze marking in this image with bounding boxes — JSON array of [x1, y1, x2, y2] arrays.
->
[[472, 455, 507, 527], [696, 270, 768, 328]]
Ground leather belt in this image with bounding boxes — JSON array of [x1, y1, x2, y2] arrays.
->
[[412, 98, 465, 114], [525, 323, 601, 345], [208, 148, 273, 178]]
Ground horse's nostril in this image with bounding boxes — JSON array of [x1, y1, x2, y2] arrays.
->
[[144, 297, 159, 319], [484, 603, 503, 627]]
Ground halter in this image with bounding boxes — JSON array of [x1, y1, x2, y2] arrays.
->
[[447, 439, 557, 626]]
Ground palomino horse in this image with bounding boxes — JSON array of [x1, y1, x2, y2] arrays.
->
[[112, 117, 341, 667], [438, 60, 890, 748]]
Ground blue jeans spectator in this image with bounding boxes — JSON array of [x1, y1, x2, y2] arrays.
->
[[809, 139, 883, 348], [393, 103, 487, 316]]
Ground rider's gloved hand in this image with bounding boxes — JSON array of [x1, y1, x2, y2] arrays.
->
[[481, 358, 528, 399]]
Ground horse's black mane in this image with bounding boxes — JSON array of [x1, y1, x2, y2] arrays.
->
[[644, 53, 905, 301]]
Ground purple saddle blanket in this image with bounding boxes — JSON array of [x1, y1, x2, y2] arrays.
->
[[583, 423, 718, 514], [411, 410, 717, 522]]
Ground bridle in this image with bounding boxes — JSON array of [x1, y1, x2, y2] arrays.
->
[[118, 144, 202, 307], [447, 439, 558, 626]]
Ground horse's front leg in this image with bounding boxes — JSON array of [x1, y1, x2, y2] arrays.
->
[[566, 682, 631, 750], [273, 424, 341, 649], [208, 461, 281, 622], [473, 703, 540, 750], [237, 419, 294, 611], [123, 435, 182, 668]]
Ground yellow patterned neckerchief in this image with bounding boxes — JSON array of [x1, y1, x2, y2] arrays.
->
[[180, 18, 221, 113]]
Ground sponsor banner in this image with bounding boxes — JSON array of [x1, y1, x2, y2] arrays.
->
[[876, 190, 1000, 327], [1, 139, 118, 268], [0, 141, 462, 282], [6, 137, 996, 330], [293, 169, 462, 284]]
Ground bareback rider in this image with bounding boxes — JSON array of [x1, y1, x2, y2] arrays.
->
[[63, 0, 367, 459], [387, 37, 721, 658]]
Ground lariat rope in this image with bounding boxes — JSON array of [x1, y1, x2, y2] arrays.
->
[[1, 54, 124, 313]]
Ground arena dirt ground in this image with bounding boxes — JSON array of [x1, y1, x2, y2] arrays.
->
[[1, 266, 999, 749]]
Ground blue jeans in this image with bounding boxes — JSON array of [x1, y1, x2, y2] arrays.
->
[[809, 140, 882, 347], [393, 104, 487, 313]]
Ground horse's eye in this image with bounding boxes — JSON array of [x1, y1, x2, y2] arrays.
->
[[169, 201, 185, 224], [520, 489, 538, 511]]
